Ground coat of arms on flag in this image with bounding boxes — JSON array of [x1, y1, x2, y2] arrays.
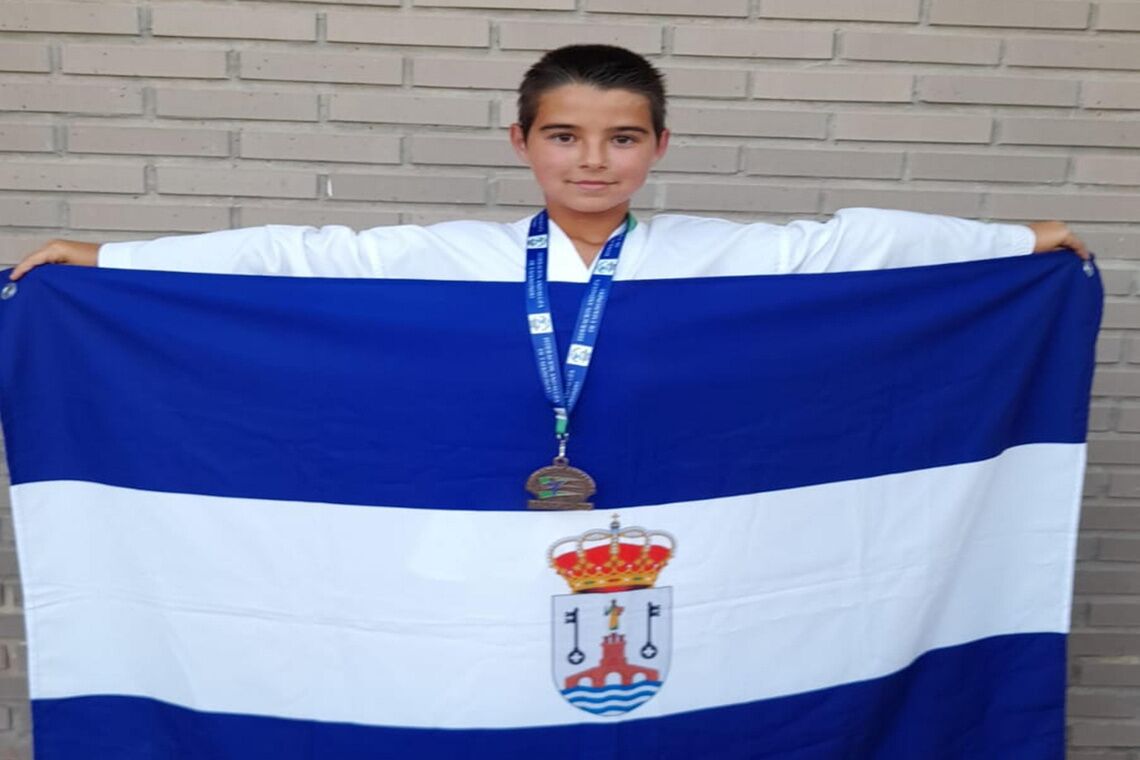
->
[[549, 515, 675, 716]]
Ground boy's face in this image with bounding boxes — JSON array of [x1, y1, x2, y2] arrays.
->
[[510, 84, 669, 220]]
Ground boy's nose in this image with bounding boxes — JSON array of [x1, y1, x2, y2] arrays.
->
[[579, 141, 607, 168]]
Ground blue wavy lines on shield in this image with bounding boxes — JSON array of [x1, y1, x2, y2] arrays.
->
[[561, 682, 663, 716]]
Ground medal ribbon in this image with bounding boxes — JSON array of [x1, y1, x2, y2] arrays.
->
[[525, 209, 632, 453]]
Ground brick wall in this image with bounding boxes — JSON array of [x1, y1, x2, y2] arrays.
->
[[0, 1, 1136, 757]]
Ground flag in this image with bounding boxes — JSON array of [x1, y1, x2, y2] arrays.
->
[[0, 253, 1100, 759]]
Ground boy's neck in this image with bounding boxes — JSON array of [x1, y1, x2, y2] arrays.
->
[[547, 203, 631, 269]]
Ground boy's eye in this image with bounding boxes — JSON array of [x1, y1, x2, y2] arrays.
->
[[549, 133, 575, 144], [613, 135, 637, 146]]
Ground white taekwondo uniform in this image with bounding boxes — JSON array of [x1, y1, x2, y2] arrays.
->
[[98, 208, 1036, 283]]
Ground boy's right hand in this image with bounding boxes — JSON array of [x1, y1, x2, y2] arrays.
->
[[10, 239, 100, 281]]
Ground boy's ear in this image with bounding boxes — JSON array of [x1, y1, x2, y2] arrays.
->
[[509, 123, 530, 166], [653, 128, 671, 163]]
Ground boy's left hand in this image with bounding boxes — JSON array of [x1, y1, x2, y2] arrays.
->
[[1028, 221, 1090, 260]]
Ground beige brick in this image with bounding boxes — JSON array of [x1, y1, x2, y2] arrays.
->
[[0, 3, 138, 34], [1087, 402, 1113, 431], [910, 152, 1068, 183], [841, 30, 1001, 65], [1098, 335, 1124, 363], [1073, 155, 1140, 185], [1098, 1, 1140, 30], [759, 0, 919, 22], [1075, 565, 1140, 593], [1080, 469, 1108, 499], [1066, 748, 1135, 760], [655, 144, 739, 174], [586, 0, 747, 16], [496, 174, 655, 207], [835, 112, 992, 144], [415, 0, 570, 7], [1094, 369, 1140, 398], [402, 208, 532, 225], [1104, 302, 1140, 329], [670, 106, 827, 138], [0, 161, 144, 194], [0, 83, 142, 115], [0, 198, 61, 228], [280, 0, 397, 4], [0, 234, 56, 264], [1071, 631, 1140, 656], [1083, 80, 1140, 110], [664, 182, 818, 213], [823, 188, 981, 217], [1119, 405, 1140, 431], [919, 74, 1077, 107], [414, 57, 527, 90], [989, 192, 1136, 223], [153, 5, 315, 41], [156, 89, 318, 122], [660, 66, 748, 98], [744, 147, 903, 179], [0, 42, 48, 73], [330, 93, 490, 127], [1108, 469, 1140, 496], [752, 69, 912, 102], [1090, 602, 1140, 626], [328, 173, 487, 203], [1083, 505, 1140, 528], [69, 125, 228, 157], [1099, 267, 1135, 296], [1006, 37, 1140, 70], [0, 125, 54, 153], [1090, 224, 1140, 257], [240, 131, 401, 164], [500, 20, 660, 53], [410, 134, 520, 167], [157, 166, 317, 198], [673, 25, 833, 59], [1073, 664, 1140, 692], [327, 12, 489, 47], [493, 175, 541, 206], [237, 205, 401, 230], [1001, 117, 1140, 149], [930, 0, 1090, 29], [62, 45, 228, 79], [69, 201, 229, 233], [241, 51, 402, 86]]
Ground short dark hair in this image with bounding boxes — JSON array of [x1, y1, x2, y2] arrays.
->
[[517, 45, 667, 139]]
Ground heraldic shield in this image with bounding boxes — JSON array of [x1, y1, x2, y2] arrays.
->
[[548, 515, 675, 717]]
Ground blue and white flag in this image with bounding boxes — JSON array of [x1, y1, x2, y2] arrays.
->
[[0, 253, 1100, 759]]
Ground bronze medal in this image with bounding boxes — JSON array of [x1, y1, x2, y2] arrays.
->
[[526, 456, 595, 511]]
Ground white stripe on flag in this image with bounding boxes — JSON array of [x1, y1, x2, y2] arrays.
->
[[14, 443, 1082, 729]]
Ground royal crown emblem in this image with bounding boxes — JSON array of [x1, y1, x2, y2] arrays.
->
[[548, 515, 676, 717]]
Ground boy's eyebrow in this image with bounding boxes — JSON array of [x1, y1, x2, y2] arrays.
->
[[537, 124, 650, 134]]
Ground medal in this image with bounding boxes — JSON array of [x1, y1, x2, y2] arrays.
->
[[525, 448, 596, 511], [524, 209, 632, 510]]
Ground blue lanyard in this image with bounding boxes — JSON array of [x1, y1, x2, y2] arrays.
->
[[525, 209, 632, 452]]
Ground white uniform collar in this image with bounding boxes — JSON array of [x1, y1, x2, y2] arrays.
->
[[543, 215, 644, 283]]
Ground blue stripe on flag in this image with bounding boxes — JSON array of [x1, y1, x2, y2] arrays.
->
[[30, 633, 1064, 760], [0, 254, 1100, 509]]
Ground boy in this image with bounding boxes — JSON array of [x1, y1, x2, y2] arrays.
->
[[12, 45, 1087, 283]]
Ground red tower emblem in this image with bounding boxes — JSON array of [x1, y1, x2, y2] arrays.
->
[[548, 514, 675, 717]]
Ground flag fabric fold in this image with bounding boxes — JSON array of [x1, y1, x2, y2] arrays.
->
[[0, 253, 1100, 759]]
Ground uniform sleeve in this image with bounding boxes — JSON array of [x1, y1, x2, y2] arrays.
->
[[98, 225, 391, 277], [778, 207, 1036, 274]]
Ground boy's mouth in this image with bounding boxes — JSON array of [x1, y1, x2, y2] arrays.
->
[[571, 181, 615, 190]]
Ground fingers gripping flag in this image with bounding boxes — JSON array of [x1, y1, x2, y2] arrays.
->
[[0, 254, 1100, 759]]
